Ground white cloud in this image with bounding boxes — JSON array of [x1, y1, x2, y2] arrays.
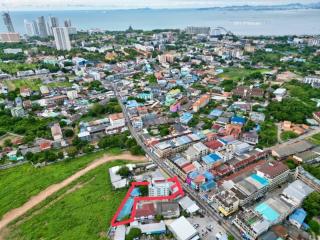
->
[[1, 0, 319, 10]]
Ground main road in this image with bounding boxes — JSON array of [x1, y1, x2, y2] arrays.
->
[[113, 84, 242, 239]]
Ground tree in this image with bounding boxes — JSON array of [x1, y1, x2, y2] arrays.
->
[[125, 228, 142, 240], [138, 185, 148, 196], [4, 139, 13, 147], [67, 146, 78, 158], [243, 120, 256, 132], [302, 192, 320, 221], [228, 234, 235, 240], [309, 220, 320, 236], [117, 166, 131, 177], [64, 129, 74, 138]]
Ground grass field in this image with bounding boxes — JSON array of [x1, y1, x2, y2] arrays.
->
[[218, 67, 267, 81], [0, 150, 119, 219], [6, 161, 127, 240], [5, 79, 72, 91], [308, 133, 320, 145]]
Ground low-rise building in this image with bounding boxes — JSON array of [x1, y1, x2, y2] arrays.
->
[[168, 216, 199, 240]]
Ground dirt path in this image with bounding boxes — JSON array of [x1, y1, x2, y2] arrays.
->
[[0, 153, 147, 232]]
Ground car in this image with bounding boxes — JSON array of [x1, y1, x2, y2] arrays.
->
[[193, 223, 200, 229]]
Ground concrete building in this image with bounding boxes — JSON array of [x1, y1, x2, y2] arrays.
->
[[186, 26, 210, 35], [156, 202, 180, 219], [294, 166, 320, 192], [0, 32, 20, 43], [2, 12, 15, 32], [148, 179, 171, 197], [271, 141, 313, 159], [51, 123, 63, 141], [273, 88, 286, 102], [48, 16, 59, 35], [52, 27, 72, 51], [212, 190, 240, 217], [11, 107, 25, 118], [67, 90, 78, 100], [24, 20, 35, 36], [37, 16, 48, 37], [303, 75, 320, 88], [168, 216, 199, 240]]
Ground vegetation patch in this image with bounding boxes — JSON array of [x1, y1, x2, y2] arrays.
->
[[6, 161, 128, 240]]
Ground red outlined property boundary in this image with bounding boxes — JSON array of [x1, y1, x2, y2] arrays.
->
[[111, 176, 184, 227]]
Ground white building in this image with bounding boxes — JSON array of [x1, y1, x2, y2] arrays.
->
[[67, 90, 78, 100], [109, 113, 125, 127], [303, 75, 320, 88], [273, 88, 286, 102], [24, 19, 35, 36], [148, 179, 171, 197], [52, 27, 71, 51], [51, 123, 63, 141], [168, 216, 199, 240]]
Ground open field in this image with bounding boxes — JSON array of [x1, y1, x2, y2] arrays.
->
[[307, 133, 320, 145], [5, 161, 128, 240], [218, 67, 268, 81], [4, 79, 72, 91], [0, 149, 137, 220]]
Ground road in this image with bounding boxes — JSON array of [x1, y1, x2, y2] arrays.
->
[[113, 84, 242, 239]]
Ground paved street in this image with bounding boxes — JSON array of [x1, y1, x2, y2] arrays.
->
[[188, 216, 226, 240]]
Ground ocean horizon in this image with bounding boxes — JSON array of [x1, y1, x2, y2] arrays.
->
[[1, 8, 320, 36]]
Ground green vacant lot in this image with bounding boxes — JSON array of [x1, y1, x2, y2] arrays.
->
[[308, 133, 320, 145], [218, 67, 267, 81], [6, 161, 127, 240], [5, 78, 72, 91], [0, 150, 118, 219]]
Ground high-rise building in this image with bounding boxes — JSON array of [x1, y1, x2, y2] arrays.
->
[[47, 16, 59, 36], [49, 16, 59, 28], [52, 27, 71, 51], [64, 19, 72, 27], [32, 20, 39, 36], [37, 16, 48, 37], [2, 12, 15, 32], [24, 19, 35, 36]]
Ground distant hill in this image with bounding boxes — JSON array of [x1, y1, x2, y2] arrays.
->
[[196, 2, 320, 11]]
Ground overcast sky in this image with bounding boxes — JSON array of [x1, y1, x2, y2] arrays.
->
[[1, 0, 319, 10]]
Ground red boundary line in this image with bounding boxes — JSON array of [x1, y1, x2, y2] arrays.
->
[[111, 176, 184, 227]]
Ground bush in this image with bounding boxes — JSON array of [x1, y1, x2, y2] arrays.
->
[[125, 228, 142, 240], [117, 166, 131, 178]]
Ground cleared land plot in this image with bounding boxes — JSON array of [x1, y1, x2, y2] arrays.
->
[[217, 67, 267, 81], [0, 150, 122, 219], [4, 79, 72, 91], [5, 161, 128, 240]]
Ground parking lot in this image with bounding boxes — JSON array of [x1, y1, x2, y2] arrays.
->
[[187, 215, 226, 240]]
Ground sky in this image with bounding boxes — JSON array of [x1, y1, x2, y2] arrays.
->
[[1, 0, 319, 10]]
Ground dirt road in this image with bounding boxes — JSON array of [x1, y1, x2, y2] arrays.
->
[[0, 153, 147, 232]]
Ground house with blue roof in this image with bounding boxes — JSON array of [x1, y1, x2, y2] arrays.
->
[[231, 116, 246, 125], [126, 100, 140, 108], [180, 112, 193, 125], [289, 208, 307, 229], [200, 180, 216, 192], [202, 153, 222, 166], [209, 109, 223, 118]]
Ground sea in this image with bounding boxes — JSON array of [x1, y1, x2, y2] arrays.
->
[[1, 8, 320, 36]]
